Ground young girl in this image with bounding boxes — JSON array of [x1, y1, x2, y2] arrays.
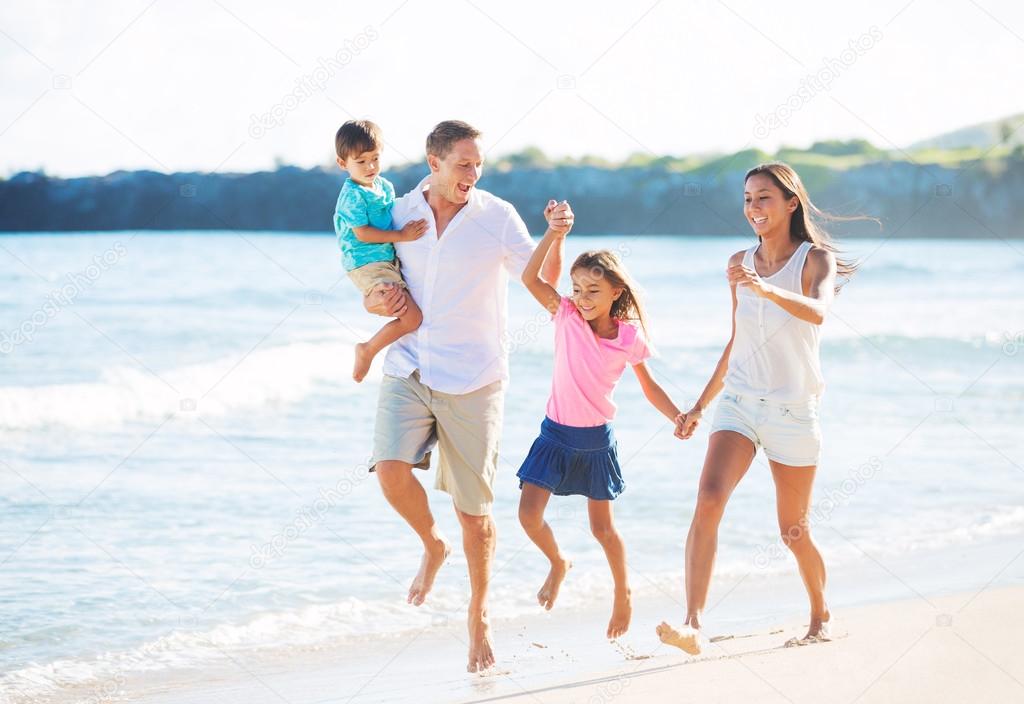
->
[[518, 228, 687, 640]]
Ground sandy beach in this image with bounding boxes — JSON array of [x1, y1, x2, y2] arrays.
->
[[54, 574, 1021, 704]]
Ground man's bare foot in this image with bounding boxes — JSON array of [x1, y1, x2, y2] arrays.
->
[[407, 537, 451, 606], [606, 588, 631, 639], [352, 342, 373, 382], [656, 621, 701, 654], [467, 611, 495, 673], [537, 557, 572, 610]]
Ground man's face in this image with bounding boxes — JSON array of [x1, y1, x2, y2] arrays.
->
[[430, 138, 483, 205]]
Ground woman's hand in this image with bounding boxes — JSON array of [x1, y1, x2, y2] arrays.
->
[[727, 264, 774, 298], [544, 199, 574, 236], [674, 407, 703, 440]]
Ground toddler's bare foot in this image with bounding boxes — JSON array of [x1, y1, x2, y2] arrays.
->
[[353, 342, 373, 382], [537, 557, 572, 610]]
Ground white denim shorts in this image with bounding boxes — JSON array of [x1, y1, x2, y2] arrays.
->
[[710, 391, 822, 467]]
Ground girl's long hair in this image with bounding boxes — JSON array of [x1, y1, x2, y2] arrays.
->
[[745, 161, 875, 280], [571, 250, 650, 339]]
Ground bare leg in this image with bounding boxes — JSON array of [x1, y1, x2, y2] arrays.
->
[[770, 460, 830, 641], [354, 297, 422, 382], [375, 460, 450, 606], [518, 484, 572, 610], [588, 499, 631, 639], [657, 431, 755, 653], [457, 506, 496, 673]]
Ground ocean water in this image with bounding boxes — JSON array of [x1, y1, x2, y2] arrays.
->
[[1, 232, 1022, 700]]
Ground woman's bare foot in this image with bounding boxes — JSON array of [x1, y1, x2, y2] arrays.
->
[[656, 621, 701, 654], [537, 557, 572, 610], [407, 537, 450, 606], [352, 342, 373, 382], [606, 588, 631, 639], [786, 608, 832, 646], [467, 610, 495, 673]]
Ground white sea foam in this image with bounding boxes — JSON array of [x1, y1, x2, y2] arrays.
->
[[0, 334, 371, 431]]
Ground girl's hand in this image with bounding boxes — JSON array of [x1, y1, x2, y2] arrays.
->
[[727, 264, 773, 298], [544, 199, 574, 236], [674, 407, 702, 440]]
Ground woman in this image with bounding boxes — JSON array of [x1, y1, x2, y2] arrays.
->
[[657, 162, 860, 653]]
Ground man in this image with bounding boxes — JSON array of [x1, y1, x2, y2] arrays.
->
[[364, 120, 573, 672]]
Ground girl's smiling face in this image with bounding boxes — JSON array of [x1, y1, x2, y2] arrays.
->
[[571, 266, 623, 323]]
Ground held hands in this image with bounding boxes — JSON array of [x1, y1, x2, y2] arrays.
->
[[727, 264, 773, 298], [398, 218, 429, 241], [544, 199, 574, 237], [673, 407, 702, 440]]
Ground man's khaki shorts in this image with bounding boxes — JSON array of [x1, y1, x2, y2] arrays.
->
[[347, 259, 407, 297], [372, 371, 505, 516]]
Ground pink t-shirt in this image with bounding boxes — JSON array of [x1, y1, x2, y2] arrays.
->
[[545, 296, 652, 427]]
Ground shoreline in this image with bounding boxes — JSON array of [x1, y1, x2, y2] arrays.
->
[[23, 534, 1022, 704]]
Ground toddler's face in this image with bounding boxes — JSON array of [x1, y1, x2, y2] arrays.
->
[[570, 267, 622, 323], [340, 148, 381, 186]]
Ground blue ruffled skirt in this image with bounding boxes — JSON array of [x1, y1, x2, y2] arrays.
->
[[516, 417, 624, 500]]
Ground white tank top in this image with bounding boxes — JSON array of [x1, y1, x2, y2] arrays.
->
[[723, 240, 824, 402]]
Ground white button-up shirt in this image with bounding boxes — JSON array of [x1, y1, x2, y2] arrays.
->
[[384, 176, 536, 394]]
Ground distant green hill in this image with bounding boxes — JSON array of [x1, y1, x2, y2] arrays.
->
[[2, 138, 1023, 238], [908, 112, 1024, 152]]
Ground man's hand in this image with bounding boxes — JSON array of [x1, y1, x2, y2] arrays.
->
[[364, 283, 409, 317], [544, 199, 574, 236], [398, 219, 429, 242]]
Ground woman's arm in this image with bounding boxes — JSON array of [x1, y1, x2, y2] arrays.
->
[[631, 362, 682, 423], [676, 250, 744, 439], [522, 228, 568, 314], [727, 248, 836, 325]]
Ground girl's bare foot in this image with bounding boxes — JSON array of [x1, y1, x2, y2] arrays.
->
[[353, 342, 373, 382], [467, 610, 495, 673], [407, 537, 450, 606], [655, 621, 701, 654], [537, 557, 572, 610], [606, 588, 631, 639]]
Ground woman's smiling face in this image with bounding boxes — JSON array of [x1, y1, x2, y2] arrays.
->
[[744, 172, 798, 237]]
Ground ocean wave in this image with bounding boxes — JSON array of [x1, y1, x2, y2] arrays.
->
[[0, 335, 367, 431]]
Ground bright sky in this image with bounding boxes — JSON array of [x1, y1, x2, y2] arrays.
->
[[1, 0, 1022, 177]]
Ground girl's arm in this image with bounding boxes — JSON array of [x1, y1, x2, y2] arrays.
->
[[631, 362, 682, 423], [677, 250, 744, 439], [521, 228, 567, 314], [727, 248, 836, 325], [352, 219, 428, 244]]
